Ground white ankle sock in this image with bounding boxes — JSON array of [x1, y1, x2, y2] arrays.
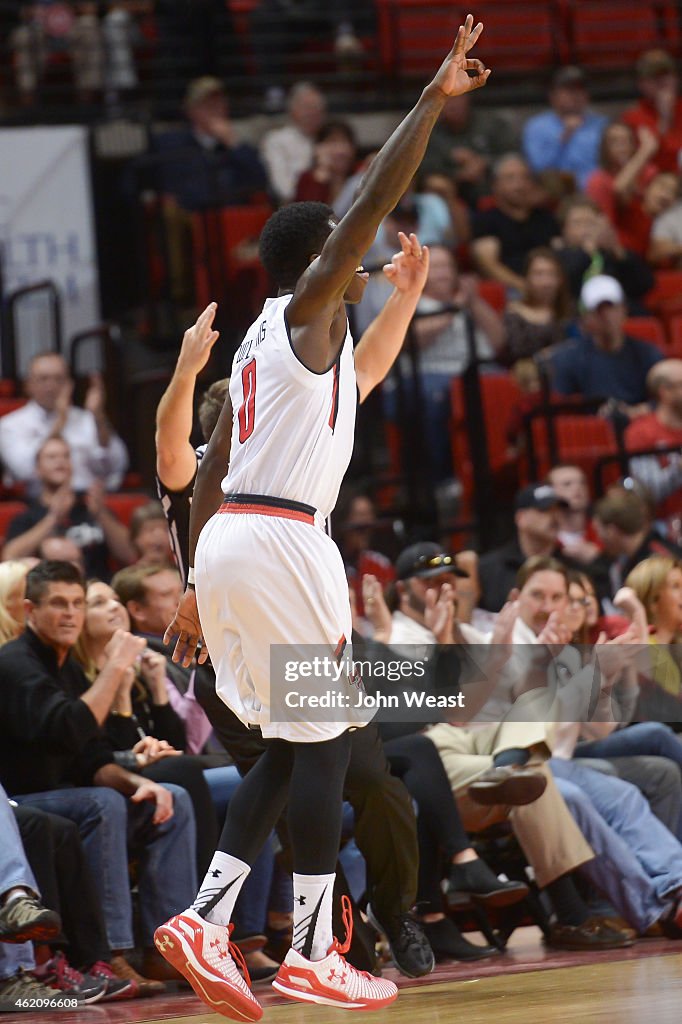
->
[[292, 873, 335, 961], [191, 852, 250, 926], [3, 888, 30, 907]]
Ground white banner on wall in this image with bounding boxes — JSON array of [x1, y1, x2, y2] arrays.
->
[[0, 125, 100, 375]]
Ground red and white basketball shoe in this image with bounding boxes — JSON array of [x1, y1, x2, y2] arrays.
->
[[153, 909, 263, 1021], [272, 897, 398, 1011]]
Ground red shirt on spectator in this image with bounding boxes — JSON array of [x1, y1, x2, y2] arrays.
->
[[622, 99, 682, 174], [625, 411, 682, 519], [585, 166, 657, 255]]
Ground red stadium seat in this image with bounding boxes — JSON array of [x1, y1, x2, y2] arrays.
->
[[0, 397, 26, 417], [376, 0, 561, 80], [450, 374, 522, 513], [644, 270, 682, 321], [192, 204, 272, 312], [0, 501, 28, 546], [667, 315, 682, 359], [104, 493, 151, 528], [476, 279, 507, 314], [529, 412, 618, 480], [565, 0, 678, 68], [623, 317, 667, 352]]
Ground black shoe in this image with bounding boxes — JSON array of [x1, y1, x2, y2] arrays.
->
[[420, 917, 499, 963], [468, 766, 547, 807], [366, 906, 435, 978], [0, 894, 61, 944], [447, 859, 529, 909]]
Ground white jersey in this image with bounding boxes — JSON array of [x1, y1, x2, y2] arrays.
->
[[223, 294, 357, 520]]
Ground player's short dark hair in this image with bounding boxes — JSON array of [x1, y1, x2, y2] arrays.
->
[[26, 560, 84, 603], [259, 202, 335, 290], [198, 378, 230, 442]]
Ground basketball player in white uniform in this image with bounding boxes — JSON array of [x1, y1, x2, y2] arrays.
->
[[154, 16, 490, 1019]]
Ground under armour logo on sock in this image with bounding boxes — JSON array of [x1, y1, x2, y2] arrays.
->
[[328, 969, 347, 984], [211, 869, 222, 878], [294, 895, 307, 906]]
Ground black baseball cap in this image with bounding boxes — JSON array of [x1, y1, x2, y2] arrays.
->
[[395, 542, 469, 582], [515, 483, 568, 512]]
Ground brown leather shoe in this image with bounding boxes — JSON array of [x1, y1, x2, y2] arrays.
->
[[545, 917, 635, 950], [467, 766, 547, 806], [109, 954, 167, 997]]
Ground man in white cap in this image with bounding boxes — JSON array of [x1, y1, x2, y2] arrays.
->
[[549, 274, 662, 410]]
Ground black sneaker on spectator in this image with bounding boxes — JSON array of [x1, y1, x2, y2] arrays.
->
[[0, 969, 65, 1011], [366, 906, 435, 978], [447, 859, 530, 909], [0, 893, 61, 944], [34, 951, 107, 1003], [87, 960, 139, 1000], [420, 917, 499, 962]]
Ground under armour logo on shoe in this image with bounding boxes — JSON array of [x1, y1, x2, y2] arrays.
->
[[211, 869, 222, 878], [210, 938, 229, 957], [294, 895, 307, 905], [156, 935, 174, 952], [328, 969, 347, 984]]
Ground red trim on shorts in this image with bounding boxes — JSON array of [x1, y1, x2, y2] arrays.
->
[[219, 502, 314, 525]]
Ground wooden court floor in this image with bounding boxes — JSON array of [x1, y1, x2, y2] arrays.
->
[[3, 934, 681, 1023]]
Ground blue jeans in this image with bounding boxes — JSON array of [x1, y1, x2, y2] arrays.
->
[[551, 758, 682, 932], [13, 785, 197, 947], [0, 789, 36, 979], [575, 724, 682, 840], [206, 765, 276, 938]]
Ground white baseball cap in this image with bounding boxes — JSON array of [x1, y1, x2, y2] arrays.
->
[[580, 274, 625, 311]]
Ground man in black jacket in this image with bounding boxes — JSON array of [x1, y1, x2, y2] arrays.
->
[[0, 561, 197, 988]]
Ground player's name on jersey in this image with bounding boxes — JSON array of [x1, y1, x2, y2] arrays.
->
[[234, 318, 266, 364]]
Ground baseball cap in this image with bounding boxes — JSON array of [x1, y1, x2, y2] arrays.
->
[[183, 76, 225, 110], [552, 66, 587, 89], [580, 274, 625, 311], [395, 542, 469, 582], [515, 483, 568, 512], [637, 49, 676, 79]]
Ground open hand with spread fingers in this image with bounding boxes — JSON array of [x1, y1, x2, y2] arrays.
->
[[433, 13, 490, 97], [383, 231, 430, 296]]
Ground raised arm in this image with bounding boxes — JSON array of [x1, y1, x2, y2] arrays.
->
[[287, 15, 490, 335], [164, 386, 234, 666], [156, 303, 220, 492]]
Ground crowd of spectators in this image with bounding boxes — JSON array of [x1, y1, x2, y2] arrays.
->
[[6, 16, 682, 1011]]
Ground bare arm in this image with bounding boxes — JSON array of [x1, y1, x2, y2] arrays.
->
[[287, 15, 490, 371], [155, 303, 220, 492], [471, 236, 525, 291], [97, 504, 137, 565], [80, 630, 147, 725], [163, 388, 234, 666], [91, 763, 174, 824], [612, 128, 658, 201], [469, 292, 505, 353], [2, 511, 60, 560], [355, 233, 430, 400]]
